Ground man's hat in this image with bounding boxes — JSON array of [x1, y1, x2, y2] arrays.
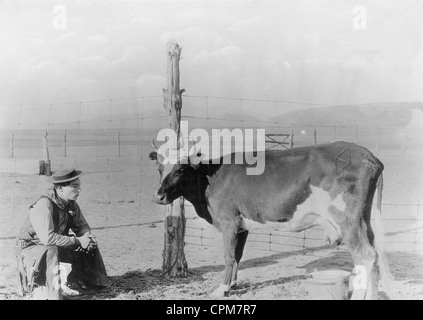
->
[[47, 168, 84, 184]]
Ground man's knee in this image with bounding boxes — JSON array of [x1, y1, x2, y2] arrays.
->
[[45, 246, 60, 264], [46, 246, 59, 255]]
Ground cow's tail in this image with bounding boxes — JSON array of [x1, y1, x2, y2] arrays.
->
[[372, 172, 395, 298]]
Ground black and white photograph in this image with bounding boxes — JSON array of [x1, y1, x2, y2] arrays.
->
[[0, 0, 422, 304]]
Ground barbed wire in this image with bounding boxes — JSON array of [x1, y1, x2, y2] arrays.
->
[[1, 207, 421, 254], [0, 96, 163, 107], [2, 93, 421, 109], [4, 113, 422, 130], [184, 218, 423, 254]]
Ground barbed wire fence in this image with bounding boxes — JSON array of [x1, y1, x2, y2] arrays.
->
[[0, 94, 422, 253], [184, 202, 423, 255]]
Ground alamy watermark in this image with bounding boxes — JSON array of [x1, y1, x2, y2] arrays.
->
[[353, 5, 367, 30], [52, 5, 67, 30], [155, 121, 266, 175]]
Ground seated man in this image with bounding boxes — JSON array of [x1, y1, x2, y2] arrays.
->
[[16, 168, 108, 299]]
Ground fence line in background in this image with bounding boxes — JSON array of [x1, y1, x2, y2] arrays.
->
[[3, 119, 421, 159], [5, 114, 420, 131], [2, 94, 423, 128], [4, 112, 421, 130], [3, 94, 422, 160], [1, 95, 422, 254], [0, 95, 164, 108]]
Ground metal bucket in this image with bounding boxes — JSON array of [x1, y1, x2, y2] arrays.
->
[[304, 270, 351, 300]]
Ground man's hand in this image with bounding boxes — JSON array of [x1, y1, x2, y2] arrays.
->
[[87, 234, 98, 252], [76, 233, 92, 249]]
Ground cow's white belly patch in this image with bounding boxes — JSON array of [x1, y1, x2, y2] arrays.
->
[[288, 185, 343, 234], [243, 186, 344, 236]]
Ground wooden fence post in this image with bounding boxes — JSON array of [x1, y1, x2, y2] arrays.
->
[[64, 130, 67, 157], [161, 39, 188, 277], [40, 131, 51, 176], [402, 127, 406, 156], [290, 124, 294, 148], [414, 202, 421, 252], [116, 131, 120, 157], [10, 134, 14, 158], [333, 123, 337, 141]]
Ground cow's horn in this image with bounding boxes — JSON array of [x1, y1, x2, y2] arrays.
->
[[189, 144, 197, 158], [151, 138, 159, 150]]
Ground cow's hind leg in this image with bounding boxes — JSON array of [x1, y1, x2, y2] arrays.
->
[[210, 218, 248, 298], [343, 190, 379, 299], [345, 222, 379, 300]]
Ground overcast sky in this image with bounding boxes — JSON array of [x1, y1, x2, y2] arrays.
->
[[1, 0, 422, 125]]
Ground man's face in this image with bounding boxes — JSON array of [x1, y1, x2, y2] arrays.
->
[[58, 178, 81, 202]]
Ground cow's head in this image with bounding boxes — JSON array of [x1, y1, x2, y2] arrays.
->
[[149, 141, 202, 205]]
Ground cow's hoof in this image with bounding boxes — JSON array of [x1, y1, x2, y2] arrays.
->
[[209, 284, 230, 299]]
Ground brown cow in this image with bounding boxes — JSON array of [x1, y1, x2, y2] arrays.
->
[[150, 141, 389, 299]]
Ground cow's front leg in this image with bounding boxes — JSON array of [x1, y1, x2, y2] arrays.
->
[[210, 227, 238, 298], [210, 226, 248, 298], [230, 229, 248, 288]]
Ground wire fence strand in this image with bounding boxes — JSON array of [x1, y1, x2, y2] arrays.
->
[[1, 94, 423, 254]]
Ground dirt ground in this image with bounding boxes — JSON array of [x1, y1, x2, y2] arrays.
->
[[1, 141, 423, 300]]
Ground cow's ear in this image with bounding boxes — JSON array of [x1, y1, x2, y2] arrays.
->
[[150, 151, 165, 165], [149, 151, 158, 161]]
